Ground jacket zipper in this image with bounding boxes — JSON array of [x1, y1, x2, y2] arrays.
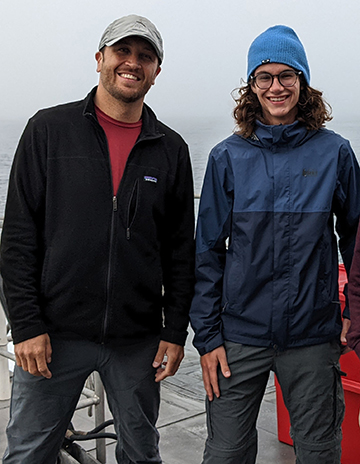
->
[[101, 195, 118, 342], [96, 110, 117, 343], [126, 179, 139, 240]]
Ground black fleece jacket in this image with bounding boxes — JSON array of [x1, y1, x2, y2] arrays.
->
[[0, 87, 195, 346]]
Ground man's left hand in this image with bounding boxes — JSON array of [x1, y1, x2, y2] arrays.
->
[[341, 318, 352, 354], [152, 340, 184, 382]]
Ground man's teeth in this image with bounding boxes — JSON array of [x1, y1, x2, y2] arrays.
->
[[120, 74, 138, 80]]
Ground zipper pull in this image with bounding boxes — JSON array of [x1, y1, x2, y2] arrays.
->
[[126, 228, 130, 240], [112, 196, 118, 212]]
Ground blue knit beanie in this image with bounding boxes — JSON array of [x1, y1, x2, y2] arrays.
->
[[247, 25, 310, 85]]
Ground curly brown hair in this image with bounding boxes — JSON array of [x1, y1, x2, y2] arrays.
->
[[233, 75, 332, 138]]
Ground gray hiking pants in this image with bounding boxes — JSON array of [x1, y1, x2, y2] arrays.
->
[[2, 337, 161, 464], [202, 340, 344, 464]]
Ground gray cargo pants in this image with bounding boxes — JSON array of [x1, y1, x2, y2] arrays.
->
[[202, 340, 344, 464], [2, 336, 161, 464]]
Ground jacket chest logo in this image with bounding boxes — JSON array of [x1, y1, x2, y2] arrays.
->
[[144, 176, 158, 183], [302, 169, 318, 177]]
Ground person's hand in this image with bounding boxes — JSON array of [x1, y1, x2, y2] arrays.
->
[[340, 318, 352, 355], [152, 340, 184, 382], [14, 333, 52, 378], [200, 345, 231, 401]]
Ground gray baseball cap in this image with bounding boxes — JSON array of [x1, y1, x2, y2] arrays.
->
[[98, 15, 164, 64]]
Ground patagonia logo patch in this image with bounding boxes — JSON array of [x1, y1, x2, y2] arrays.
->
[[302, 169, 318, 177], [144, 176, 158, 183]]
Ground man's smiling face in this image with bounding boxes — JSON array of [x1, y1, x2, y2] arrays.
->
[[96, 36, 161, 104]]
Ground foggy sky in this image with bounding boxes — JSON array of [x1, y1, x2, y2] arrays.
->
[[1, 0, 359, 126]]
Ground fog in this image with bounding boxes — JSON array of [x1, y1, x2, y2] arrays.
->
[[1, 0, 359, 124]]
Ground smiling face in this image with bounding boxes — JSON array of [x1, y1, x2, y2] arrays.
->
[[251, 63, 301, 126], [95, 36, 161, 106]]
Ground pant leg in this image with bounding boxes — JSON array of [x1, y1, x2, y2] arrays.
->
[[2, 338, 96, 464], [275, 341, 344, 464], [202, 342, 273, 464], [99, 337, 161, 464]]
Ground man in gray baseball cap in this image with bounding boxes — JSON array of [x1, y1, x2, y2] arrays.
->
[[1, 14, 194, 464]]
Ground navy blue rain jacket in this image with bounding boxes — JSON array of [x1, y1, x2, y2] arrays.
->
[[190, 121, 360, 355]]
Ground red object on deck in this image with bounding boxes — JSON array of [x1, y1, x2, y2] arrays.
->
[[275, 264, 360, 463]]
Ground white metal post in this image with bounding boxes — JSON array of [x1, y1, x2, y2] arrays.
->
[[94, 372, 106, 463], [0, 308, 11, 400]]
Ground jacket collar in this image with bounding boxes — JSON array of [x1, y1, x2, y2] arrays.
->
[[82, 86, 164, 141], [253, 120, 315, 148]]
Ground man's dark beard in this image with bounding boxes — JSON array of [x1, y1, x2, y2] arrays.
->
[[105, 83, 151, 104]]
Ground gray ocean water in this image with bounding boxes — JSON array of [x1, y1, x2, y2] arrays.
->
[[1, 116, 360, 218]]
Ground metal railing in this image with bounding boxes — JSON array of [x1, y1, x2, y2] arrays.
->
[[0, 309, 11, 400]]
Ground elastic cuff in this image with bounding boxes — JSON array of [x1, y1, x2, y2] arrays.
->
[[12, 324, 48, 344], [195, 334, 224, 356], [160, 327, 187, 346]]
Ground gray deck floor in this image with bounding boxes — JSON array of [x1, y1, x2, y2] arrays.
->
[[0, 335, 296, 464]]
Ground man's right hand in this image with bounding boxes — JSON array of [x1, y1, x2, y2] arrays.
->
[[200, 345, 231, 401], [14, 333, 52, 379]]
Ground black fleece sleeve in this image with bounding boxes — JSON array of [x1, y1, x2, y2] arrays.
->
[[160, 142, 195, 346], [0, 115, 48, 344]]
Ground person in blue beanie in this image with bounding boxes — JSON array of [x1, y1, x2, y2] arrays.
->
[[190, 25, 360, 463]]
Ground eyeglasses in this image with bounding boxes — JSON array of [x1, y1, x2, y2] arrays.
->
[[250, 70, 302, 89]]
